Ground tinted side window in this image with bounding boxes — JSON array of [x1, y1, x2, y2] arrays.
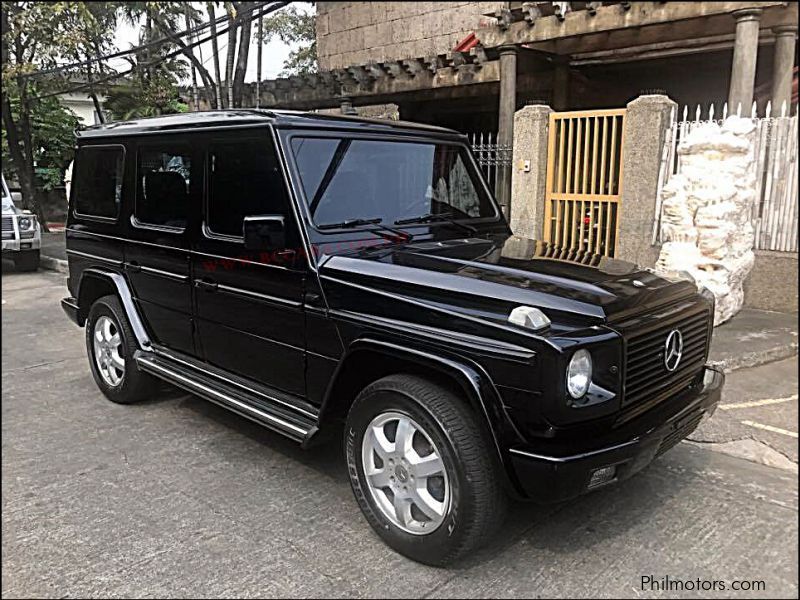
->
[[136, 148, 191, 229], [73, 146, 124, 219], [207, 139, 289, 238]]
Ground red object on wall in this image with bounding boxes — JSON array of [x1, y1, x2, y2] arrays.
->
[[453, 32, 479, 52]]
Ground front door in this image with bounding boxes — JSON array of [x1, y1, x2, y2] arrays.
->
[[192, 132, 307, 397]]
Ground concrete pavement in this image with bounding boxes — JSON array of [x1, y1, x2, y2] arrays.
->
[[2, 271, 798, 598]]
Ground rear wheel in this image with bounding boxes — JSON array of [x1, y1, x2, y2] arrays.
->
[[345, 374, 507, 566], [85, 295, 157, 404], [15, 250, 39, 271]]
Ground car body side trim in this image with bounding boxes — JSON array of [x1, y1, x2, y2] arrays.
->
[[327, 308, 535, 360], [322, 274, 559, 351], [216, 283, 303, 309], [135, 264, 189, 282], [135, 353, 309, 439], [80, 268, 152, 350], [151, 345, 318, 419], [67, 249, 124, 267], [508, 440, 640, 464]]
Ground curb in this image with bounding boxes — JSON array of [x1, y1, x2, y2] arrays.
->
[[40, 254, 68, 274], [709, 342, 799, 373]]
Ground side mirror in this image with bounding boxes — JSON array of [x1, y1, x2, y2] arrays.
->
[[243, 215, 286, 251]]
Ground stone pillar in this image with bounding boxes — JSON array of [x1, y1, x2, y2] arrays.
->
[[728, 8, 762, 114], [496, 45, 518, 219], [552, 60, 570, 111], [616, 94, 677, 268], [339, 96, 356, 115], [510, 104, 553, 239], [771, 26, 797, 113]]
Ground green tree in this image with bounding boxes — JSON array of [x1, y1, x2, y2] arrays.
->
[[1, 87, 80, 192], [259, 4, 317, 76], [1, 2, 112, 225]]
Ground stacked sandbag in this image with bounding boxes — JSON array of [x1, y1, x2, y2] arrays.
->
[[655, 116, 757, 325]]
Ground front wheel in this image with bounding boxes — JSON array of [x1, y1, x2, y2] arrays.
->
[[345, 374, 507, 566]]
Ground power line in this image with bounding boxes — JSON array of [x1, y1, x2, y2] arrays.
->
[[21, 0, 283, 81], [34, 2, 288, 100]]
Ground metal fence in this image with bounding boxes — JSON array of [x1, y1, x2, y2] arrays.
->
[[655, 101, 798, 252], [469, 132, 511, 192]]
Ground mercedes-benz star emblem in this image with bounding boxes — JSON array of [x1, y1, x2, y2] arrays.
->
[[664, 329, 683, 372]]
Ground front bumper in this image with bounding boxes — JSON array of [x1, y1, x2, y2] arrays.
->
[[509, 365, 724, 503], [61, 297, 82, 326], [2, 236, 40, 252]]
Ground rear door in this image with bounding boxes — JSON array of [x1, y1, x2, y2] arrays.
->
[[124, 137, 199, 355], [191, 130, 307, 396]]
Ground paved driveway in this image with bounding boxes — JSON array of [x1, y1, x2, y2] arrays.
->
[[2, 271, 797, 598]]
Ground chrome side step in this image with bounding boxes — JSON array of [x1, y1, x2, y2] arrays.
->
[[134, 351, 317, 444]]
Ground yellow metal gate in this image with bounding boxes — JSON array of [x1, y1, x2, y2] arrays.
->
[[544, 108, 626, 257]]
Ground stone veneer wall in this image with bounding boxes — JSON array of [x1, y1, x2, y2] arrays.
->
[[316, 2, 503, 70], [655, 116, 761, 325]]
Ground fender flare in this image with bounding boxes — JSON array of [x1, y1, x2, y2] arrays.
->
[[78, 268, 152, 351], [320, 337, 527, 492]]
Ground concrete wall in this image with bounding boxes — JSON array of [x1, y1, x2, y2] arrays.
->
[[316, 2, 503, 70], [59, 93, 103, 126], [744, 250, 799, 313]]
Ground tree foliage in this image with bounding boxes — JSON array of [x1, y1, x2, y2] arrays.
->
[[1, 86, 80, 191], [259, 4, 317, 76]]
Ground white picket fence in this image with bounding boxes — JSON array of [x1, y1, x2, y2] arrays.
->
[[655, 100, 798, 253]]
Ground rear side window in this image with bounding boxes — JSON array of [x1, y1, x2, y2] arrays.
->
[[136, 147, 191, 229], [73, 146, 124, 219], [206, 139, 290, 238]]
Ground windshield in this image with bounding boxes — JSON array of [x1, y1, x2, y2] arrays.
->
[[289, 137, 497, 228]]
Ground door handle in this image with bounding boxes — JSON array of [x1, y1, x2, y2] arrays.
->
[[195, 279, 218, 292], [126, 261, 142, 273]]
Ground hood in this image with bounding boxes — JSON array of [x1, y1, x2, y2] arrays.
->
[[318, 234, 698, 329]]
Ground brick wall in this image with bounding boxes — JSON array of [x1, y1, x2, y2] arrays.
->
[[316, 2, 503, 70]]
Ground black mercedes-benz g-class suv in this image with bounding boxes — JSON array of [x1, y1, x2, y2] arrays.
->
[[62, 110, 723, 566]]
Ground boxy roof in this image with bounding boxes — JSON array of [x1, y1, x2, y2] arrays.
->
[[77, 109, 462, 139]]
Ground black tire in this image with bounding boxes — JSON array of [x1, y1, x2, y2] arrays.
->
[[345, 374, 507, 566], [15, 250, 39, 271], [85, 294, 158, 404]]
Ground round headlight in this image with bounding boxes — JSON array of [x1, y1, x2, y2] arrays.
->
[[566, 349, 592, 399], [18, 217, 32, 230]]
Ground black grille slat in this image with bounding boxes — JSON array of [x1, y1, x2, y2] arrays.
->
[[628, 318, 707, 348], [627, 348, 706, 389], [625, 354, 706, 400], [1, 216, 14, 239], [619, 303, 711, 411]]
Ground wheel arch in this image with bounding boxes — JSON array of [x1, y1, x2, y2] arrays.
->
[[319, 337, 526, 493], [77, 268, 151, 350]]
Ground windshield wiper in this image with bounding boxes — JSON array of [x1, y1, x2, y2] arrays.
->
[[394, 212, 477, 235], [317, 217, 382, 230], [317, 217, 414, 242]]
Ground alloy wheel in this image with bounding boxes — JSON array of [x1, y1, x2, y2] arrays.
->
[[361, 411, 451, 535], [93, 315, 125, 387]]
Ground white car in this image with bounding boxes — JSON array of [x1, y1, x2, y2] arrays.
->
[[2, 175, 41, 271]]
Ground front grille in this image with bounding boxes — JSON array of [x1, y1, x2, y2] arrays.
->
[[618, 302, 711, 419], [656, 413, 703, 457], [1, 216, 14, 239]]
